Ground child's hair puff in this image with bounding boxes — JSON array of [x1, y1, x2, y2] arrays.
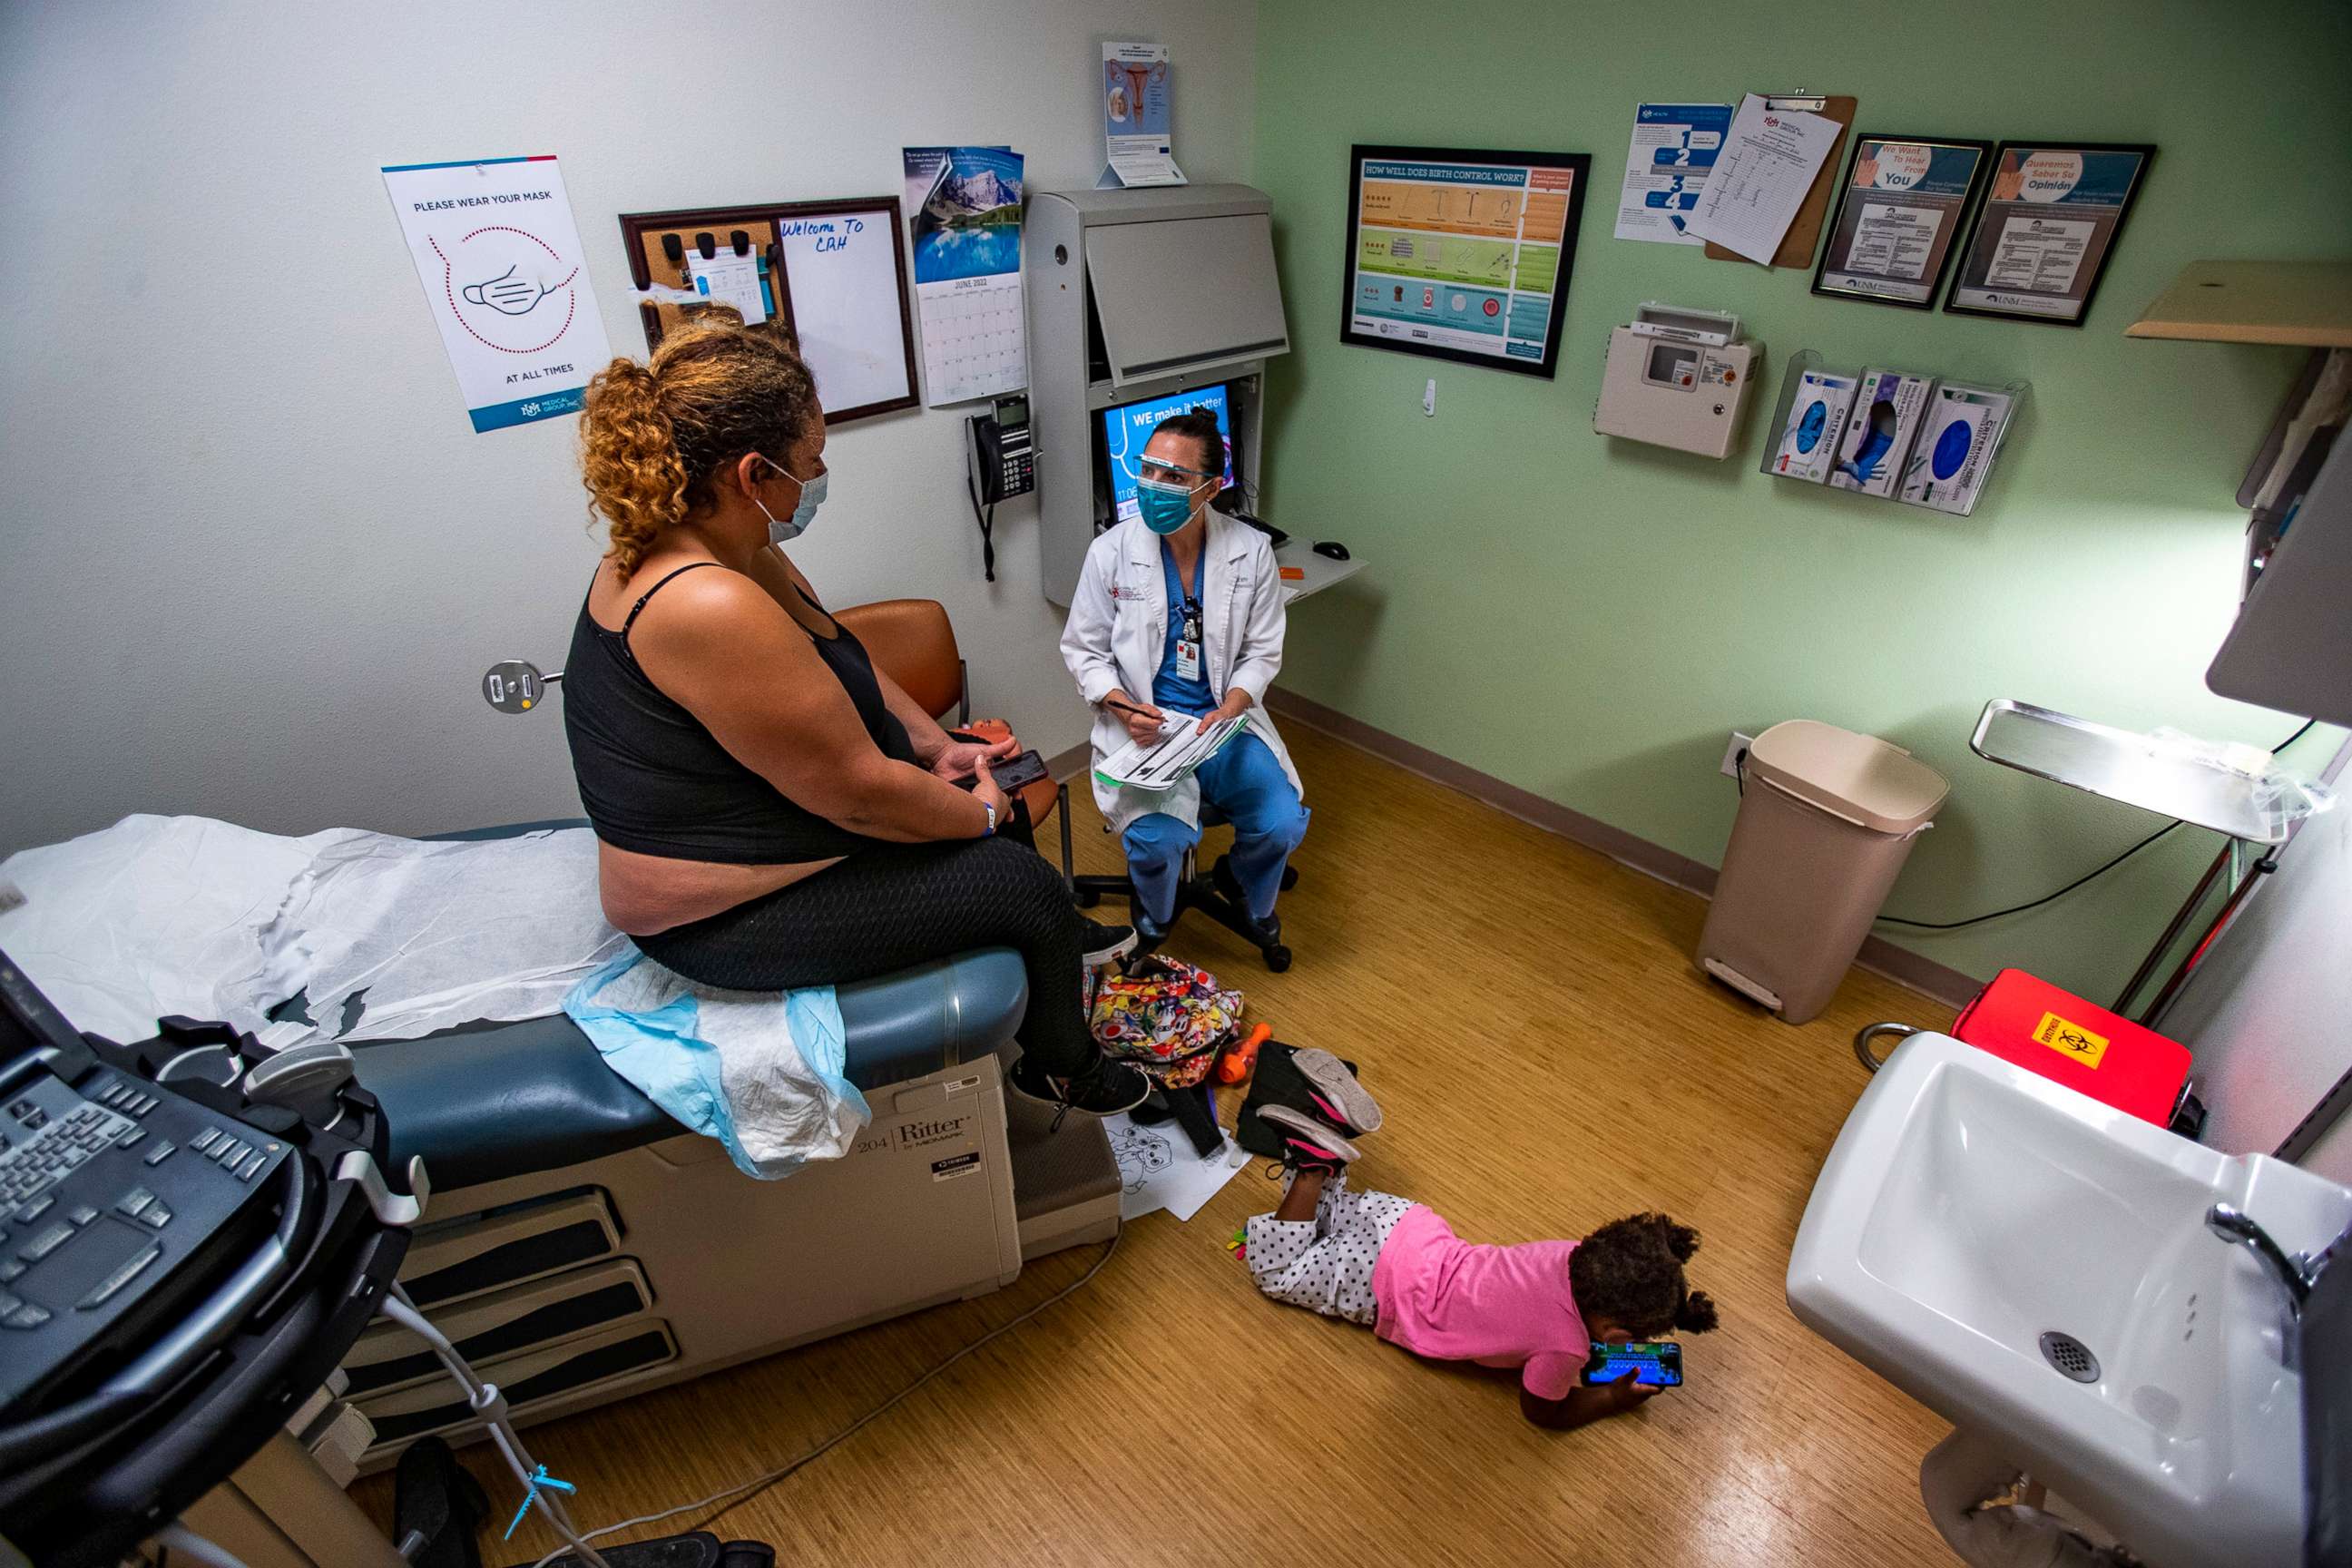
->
[[1569, 1212, 1720, 1338]]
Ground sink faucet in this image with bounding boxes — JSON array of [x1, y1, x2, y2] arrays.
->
[[2204, 1204, 2318, 1317]]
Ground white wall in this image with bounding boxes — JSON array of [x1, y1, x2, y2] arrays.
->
[[0, 0, 1256, 853]]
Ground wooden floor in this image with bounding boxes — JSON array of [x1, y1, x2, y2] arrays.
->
[[358, 722, 1959, 1566]]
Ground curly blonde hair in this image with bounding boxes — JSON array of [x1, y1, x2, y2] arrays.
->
[[578, 317, 821, 580]]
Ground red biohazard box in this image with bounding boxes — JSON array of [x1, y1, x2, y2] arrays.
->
[[1950, 969, 2191, 1127]]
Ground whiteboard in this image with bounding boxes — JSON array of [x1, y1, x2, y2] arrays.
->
[[777, 209, 914, 417]]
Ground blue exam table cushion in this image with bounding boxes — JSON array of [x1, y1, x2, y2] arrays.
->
[[350, 947, 1026, 1191], [346, 822, 1029, 1190]]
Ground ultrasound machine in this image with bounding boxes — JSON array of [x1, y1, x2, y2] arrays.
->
[[0, 948, 415, 1567]]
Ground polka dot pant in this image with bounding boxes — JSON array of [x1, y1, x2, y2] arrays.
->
[[1245, 1173, 1418, 1326]]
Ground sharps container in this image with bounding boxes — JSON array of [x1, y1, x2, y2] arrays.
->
[[1697, 720, 1949, 1024]]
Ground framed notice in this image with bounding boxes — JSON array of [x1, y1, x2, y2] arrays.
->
[[1944, 142, 2154, 327], [1341, 144, 1591, 378], [1811, 135, 1991, 309]]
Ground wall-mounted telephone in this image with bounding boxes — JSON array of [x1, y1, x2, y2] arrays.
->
[[969, 395, 1034, 505], [965, 394, 1034, 581]]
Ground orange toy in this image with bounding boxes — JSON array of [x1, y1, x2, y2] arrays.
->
[[1216, 1023, 1273, 1085]]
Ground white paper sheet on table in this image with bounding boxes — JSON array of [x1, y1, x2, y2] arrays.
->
[[1094, 716, 1246, 791], [1103, 1112, 1250, 1221], [0, 816, 629, 1049], [1681, 94, 1843, 265]]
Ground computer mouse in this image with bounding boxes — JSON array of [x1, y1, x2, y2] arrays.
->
[[1312, 540, 1350, 562]]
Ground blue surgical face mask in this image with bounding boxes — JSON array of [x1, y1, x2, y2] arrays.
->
[[753, 456, 826, 545], [1135, 475, 1199, 535]]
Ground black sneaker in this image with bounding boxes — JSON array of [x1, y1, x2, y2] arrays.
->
[[1236, 1044, 1377, 1160], [1081, 916, 1139, 967], [1289, 1047, 1382, 1134], [1259, 1104, 1360, 1167], [1131, 908, 1170, 957], [1007, 1054, 1151, 1118], [1212, 855, 1282, 944]]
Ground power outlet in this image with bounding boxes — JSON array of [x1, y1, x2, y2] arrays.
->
[[1720, 731, 1755, 779]]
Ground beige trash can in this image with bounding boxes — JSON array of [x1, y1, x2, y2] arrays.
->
[[1696, 720, 1949, 1024]]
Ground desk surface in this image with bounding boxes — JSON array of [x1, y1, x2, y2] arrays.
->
[[1274, 540, 1366, 604]]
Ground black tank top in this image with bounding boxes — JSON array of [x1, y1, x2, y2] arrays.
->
[[562, 563, 918, 865]]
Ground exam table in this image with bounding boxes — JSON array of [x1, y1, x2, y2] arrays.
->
[[330, 821, 1120, 1471]]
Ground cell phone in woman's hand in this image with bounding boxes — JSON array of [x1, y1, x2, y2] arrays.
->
[[956, 749, 1049, 793]]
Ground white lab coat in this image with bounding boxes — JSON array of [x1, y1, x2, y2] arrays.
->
[[1060, 510, 1302, 838]]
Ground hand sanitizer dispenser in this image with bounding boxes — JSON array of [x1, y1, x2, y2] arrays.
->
[[1592, 303, 1760, 460]]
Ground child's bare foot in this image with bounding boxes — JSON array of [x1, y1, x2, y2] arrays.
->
[[1273, 1162, 1329, 1222]]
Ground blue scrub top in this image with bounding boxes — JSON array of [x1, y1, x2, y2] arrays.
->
[[1151, 540, 1217, 714]]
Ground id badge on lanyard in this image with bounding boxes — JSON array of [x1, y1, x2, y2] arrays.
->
[[1176, 600, 1203, 683]]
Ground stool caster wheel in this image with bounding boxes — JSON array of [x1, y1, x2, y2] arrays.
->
[[1279, 867, 1298, 891], [1263, 944, 1292, 973], [1073, 888, 1101, 908]]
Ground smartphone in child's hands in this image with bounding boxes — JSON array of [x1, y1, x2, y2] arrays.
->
[[1582, 1341, 1682, 1388], [954, 748, 1050, 793]]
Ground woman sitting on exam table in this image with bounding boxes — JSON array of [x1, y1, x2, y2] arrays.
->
[[562, 318, 1149, 1119], [1059, 409, 1308, 951]]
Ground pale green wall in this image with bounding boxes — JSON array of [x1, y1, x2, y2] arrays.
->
[[1252, 0, 2352, 1001]]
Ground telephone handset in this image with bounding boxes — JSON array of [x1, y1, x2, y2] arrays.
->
[[965, 394, 1034, 581], [967, 394, 1034, 505]]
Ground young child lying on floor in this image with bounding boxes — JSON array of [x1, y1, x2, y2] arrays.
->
[[1242, 1048, 1719, 1429]]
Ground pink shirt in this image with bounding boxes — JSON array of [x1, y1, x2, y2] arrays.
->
[[1371, 1205, 1590, 1400]]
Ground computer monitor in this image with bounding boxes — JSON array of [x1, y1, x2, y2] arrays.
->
[[1099, 384, 1235, 524]]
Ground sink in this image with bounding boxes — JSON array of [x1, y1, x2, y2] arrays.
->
[[1788, 1032, 2352, 1568]]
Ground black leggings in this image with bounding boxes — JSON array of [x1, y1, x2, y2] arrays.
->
[[635, 834, 1097, 1076]]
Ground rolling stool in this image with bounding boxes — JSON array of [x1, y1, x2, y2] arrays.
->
[[1062, 800, 1298, 972]]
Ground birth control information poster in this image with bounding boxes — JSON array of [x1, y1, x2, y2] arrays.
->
[[1945, 143, 2154, 326], [381, 154, 612, 433], [1812, 138, 1990, 309], [1341, 145, 1590, 379]]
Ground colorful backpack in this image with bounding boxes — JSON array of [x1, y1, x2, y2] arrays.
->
[[1086, 957, 1244, 1090]]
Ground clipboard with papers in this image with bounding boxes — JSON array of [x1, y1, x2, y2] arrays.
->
[[1689, 92, 1857, 270], [1094, 716, 1250, 792]]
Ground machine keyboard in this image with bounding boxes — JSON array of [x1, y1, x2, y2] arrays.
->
[[0, 1068, 287, 1403], [0, 1098, 137, 1211]]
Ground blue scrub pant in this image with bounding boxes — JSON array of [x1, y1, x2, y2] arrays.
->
[[1122, 730, 1308, 924]]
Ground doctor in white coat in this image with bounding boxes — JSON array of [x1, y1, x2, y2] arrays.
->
[[1059, 408, 1307, 949]]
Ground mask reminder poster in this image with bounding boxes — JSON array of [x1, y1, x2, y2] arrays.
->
[[381, 155, 611, 434], [902, 146, 1026, 407], [1341, 148, 1589, 378]]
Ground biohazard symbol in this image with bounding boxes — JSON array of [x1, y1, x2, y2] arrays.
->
[[2032, 1011, 2110, 1070]]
